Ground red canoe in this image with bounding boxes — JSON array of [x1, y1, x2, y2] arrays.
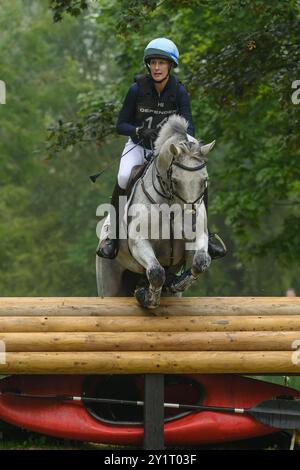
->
[[0, 374, 299, 446]]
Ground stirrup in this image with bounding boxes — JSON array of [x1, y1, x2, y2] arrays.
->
[[208, 233, 227, 260]]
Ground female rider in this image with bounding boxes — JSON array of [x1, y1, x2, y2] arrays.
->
[[97, 37, 226, 260]]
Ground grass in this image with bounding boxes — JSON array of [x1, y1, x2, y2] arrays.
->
[[0, 422, 129, 450], [248, 376, 300, 390]]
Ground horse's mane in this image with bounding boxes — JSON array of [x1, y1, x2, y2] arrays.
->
[[155, 115, 188, 155], [155, 115, 202, 159]]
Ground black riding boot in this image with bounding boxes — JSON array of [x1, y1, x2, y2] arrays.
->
[[204, 188, 227, 260], [96, 182, 126, 259]]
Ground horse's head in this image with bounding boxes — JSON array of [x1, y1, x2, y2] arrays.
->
[[154, 115, 215, 204]]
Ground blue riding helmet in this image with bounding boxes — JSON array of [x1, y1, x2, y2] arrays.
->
[[144, 38, 179, 67]]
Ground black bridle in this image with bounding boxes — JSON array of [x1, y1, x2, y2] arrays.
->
[[151, 157, 208, 205]]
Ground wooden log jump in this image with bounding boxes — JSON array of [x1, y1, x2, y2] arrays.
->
[[1, 315, 300, 332], [1, 351, 300, 374], [1, 331, 300, 351], [1, 296, 300, 316], [0, 297, 299, 374]]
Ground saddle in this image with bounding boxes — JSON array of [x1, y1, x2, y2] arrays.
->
[[125, 164, 148, 195]]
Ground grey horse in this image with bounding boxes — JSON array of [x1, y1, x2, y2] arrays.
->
[[96, 115, 215, 309]]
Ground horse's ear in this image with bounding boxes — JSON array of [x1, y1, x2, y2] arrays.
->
[[200, 140, 215, 156], [169, 143, 181, 158], [156, 142, 175, 173]]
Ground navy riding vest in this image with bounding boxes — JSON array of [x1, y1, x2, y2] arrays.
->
[[132, 74, 180, 148]]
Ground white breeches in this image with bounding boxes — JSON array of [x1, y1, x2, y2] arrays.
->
[[117, 138, 153, 190], [117, 134, 197, 189]]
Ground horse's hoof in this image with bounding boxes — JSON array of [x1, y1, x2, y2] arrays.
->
[[192, 251, 211, 275], [134, 287, 147, 307], [135, 287, 160, 309], [135, 287, 149, 308]]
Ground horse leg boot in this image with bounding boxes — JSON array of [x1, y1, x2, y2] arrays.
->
[[164, 248, 211, 295], [130, 240, 165, 309], [96, 181, 126, 259], [204, 188, 227, 259], [164, 201, 211, 294], [164, 250, 211, 294], [135, 261, 166, 310]]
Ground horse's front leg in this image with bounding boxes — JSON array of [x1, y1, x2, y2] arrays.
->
[[167, 204, 211, 294], [130, 239, 165, 309], [163, 253, 210, 293]]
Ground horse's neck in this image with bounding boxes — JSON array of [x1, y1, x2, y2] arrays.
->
[[141, 159, 171, 204]]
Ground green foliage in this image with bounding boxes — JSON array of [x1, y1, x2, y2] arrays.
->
[[44, 0, 300, 288], [1, 0, 300, 297], [0, 0, 118, 295], [49, 0, 88, 22], [47, 96, 118, 156]]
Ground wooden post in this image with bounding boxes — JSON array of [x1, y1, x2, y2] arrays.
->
[[143, 374, 164, 450]]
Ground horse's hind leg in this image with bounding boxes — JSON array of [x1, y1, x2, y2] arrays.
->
[[130, 241, 165, 309], [96, 255, 127, 296]]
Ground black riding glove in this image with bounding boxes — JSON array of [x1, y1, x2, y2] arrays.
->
[[137, 126, 158, 146]]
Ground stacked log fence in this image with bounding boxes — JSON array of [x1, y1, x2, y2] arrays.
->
[[0, 297, 300, 374]]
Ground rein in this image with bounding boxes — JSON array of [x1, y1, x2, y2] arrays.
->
[[143, 155, 207, 205]]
